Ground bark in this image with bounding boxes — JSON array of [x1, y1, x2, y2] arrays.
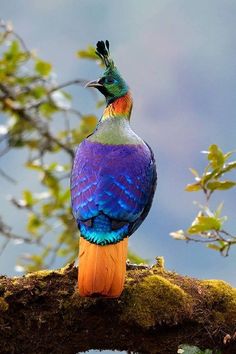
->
[[0, 260, 236, 354]]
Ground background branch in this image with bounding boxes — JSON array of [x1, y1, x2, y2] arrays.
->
[[0, 20, 98, 272]]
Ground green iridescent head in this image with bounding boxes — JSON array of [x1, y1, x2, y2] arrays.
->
[[86, 40, 129, 104]]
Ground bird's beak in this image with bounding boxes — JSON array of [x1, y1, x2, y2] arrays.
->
[[85, 80, 103, 88]]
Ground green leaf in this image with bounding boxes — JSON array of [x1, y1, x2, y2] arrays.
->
[[31, 86, 46, 99], [185, 183, 202, 192], [224, 151, 235, 161], [25, 160, 43, 171], [39, 102, 58, 118], [80, 115, 97, 135], [202, 169, 219, 185], [77, 45, 105, 67], [41, 203, 56, 217], [35, 59, 52, 76], [207, 144, 225, 169], [24, 139, 41, 149], [47, 162, 59, 171], [22, 190, 34, 207], [189, 168, 199, 178], [59, 189, 70, 203], [41, 171, 60, 196], [188, 215, 221, 234], [4, 40, 20, 60], [77, 45, 97, 60], [215, 202, 224, 218], [170, 230, 187, 240], [27, 213, 42, 235], [96, 99, 106, 108], [206, 181, 236, 191], [207, 244, 222, 251], [221, 161, 236, 174]]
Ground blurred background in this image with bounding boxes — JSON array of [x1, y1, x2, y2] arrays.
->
[[0, 0, 236, 286]]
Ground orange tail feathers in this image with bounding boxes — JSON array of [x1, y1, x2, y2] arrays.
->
[[78, 237, 128, 297]]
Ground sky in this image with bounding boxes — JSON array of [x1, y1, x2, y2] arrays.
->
[[0, 0, 236, 290]]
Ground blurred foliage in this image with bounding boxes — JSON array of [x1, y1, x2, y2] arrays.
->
[[77, 45, 99, 61], [77, 45, 104, 68], [127, 250, 148, 265], [171, 144, 236, 256], [0, 20, 98, 272]]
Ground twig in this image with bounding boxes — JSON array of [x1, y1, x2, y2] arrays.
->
[[0, 238, 10, 256], [15, 107, 75, 158], [0, 145, 11, 158], [0, 218, 39, 245], [48, 79, 87, 93], [12, 30, 30, 54], [0, 168, 17, 184]]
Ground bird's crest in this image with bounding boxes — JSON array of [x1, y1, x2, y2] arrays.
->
[[96, 40, 114, 69]]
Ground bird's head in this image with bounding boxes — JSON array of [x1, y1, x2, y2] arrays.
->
[[86, 41, 129, 104]]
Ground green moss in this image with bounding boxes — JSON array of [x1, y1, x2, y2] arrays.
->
[[122, 274, 192, 328], [58, 290, 69, 296], [25, 269, 54, 278], [4, 291, 12, 298], [0, 297, 9, 311], [0, 284, 5, 293], [12, 279, 20, 285], [37, 280, 47, 289], [154, 256, 165, 270], [201, 279, 236, 324], [25, 262, 73, 279], [71, 293, 96, 309]]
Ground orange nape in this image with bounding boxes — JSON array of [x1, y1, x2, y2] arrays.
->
[[78, 237, 128, 298]]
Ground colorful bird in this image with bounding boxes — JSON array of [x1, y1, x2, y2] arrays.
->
[[70, 40, 157, 297]]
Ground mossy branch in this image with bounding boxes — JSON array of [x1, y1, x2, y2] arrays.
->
[[0, 262, 236, 354]]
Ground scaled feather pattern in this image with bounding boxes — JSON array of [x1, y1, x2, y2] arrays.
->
[[71, 140, 156, 245]]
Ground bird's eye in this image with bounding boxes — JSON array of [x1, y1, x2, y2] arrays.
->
[[105, 76, 115, 85]]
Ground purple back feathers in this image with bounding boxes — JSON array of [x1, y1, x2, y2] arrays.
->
[[70, 140, 156, 245]]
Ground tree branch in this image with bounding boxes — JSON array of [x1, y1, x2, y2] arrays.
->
[[0, 262, 236, 354], [12, 107, 75, 159]]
